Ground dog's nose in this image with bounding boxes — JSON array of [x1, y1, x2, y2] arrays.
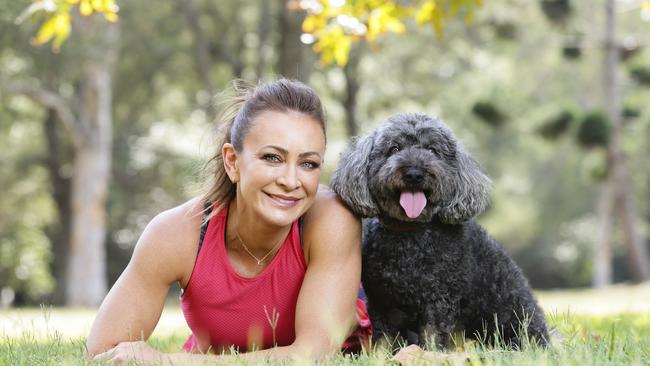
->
[[403, 167, 424, 184]]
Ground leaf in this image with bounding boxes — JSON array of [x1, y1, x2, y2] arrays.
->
[[79, 0, 93, 16], [52, 13, 72, 50], [21, 0, 120, 51], [32, 12, 70, 51], [103, 11, 118, 22], [299, 0, 483, 66], [416, 1, 435, 26], [333, 35, 352, 66]]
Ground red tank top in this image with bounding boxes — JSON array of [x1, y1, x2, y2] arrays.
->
[[180, 204, 306, 353]]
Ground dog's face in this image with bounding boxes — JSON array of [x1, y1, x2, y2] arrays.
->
[[367, 114, 460, 222], [331, 113, 491, 224]]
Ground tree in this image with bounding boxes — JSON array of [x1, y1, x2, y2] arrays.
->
[[537, 0, 650, 286], [296, 0, 483, 66], [8, 1, 120, 306], [601, 0, 649, 284]]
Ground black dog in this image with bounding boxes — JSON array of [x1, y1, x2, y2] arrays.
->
[[331, 112, 549, 349]]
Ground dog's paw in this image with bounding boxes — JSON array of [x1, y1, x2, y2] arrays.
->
[[392, 345, 472, 365]]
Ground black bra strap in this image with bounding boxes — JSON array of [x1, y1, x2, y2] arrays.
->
[[298, 216, 304, 247], [196, 202, 213, 259]]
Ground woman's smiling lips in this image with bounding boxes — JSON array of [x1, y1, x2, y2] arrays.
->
[[264, 192, 302, 208]]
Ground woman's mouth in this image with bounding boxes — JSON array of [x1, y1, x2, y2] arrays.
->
[[265, 193, 301, 208]]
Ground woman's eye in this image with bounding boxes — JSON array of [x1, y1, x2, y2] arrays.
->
[[301, 161, 320, 170], [389, 145, 400, 155], [262, 154, 282, 163]]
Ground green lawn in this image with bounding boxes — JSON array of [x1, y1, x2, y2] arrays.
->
[[1, 284, 649, 365]]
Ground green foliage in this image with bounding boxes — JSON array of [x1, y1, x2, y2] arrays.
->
[[0, 95, 55, 304], [471, 100, 508, 128], [539, 0, 572, 25], [576, 112, 610, 149], [538, 110, 575, 140], [491, 20, 517, 40], [628, 65, 650, 86], [622, 105, 641, 120], [562, 45, 581, 60]]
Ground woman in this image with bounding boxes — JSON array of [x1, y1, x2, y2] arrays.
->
[[86, 79, 367, 364]]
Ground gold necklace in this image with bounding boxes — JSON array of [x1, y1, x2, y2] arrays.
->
[[235, 230, 285, 266]]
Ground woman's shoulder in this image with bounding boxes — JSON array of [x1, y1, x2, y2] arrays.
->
[[305, 185, 349, 215], [301, 185, 361, 261], [132, 197, 205, 286], [147, 197, 205, 240]]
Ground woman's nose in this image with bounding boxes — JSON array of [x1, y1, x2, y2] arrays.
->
[[277, 165, 301, 190]]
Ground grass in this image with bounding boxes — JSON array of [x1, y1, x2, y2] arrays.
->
[[1, 285, 649, 365]]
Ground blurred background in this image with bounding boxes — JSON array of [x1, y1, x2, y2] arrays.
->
[[0, 0, 649, 310]]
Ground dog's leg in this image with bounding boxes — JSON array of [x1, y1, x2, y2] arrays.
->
[[493, 303, 549, 348], [418, 305, 455, 349], [367, 304, 407, 352]]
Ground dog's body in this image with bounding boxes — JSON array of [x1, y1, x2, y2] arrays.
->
[[331, 113, 548, 348]]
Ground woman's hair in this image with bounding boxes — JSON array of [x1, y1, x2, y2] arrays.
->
[[201, 78, 326, 214]]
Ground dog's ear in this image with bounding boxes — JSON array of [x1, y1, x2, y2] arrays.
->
[[438, 146, 491, 224], [330, 132, 379, 217]]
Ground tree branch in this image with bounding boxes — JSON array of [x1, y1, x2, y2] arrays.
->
[[3, 81, 81, 145]]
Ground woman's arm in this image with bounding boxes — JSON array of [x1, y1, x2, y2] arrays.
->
[[93, 189, 362, 364], [86, 199, 202, 357], [291, 187, 362, 356]]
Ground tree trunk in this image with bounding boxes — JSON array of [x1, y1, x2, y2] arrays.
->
[[43, 108, 72, 305], [66, 20, 119, 306], [277, 0, 309, 80], [603, 0, 650, 283], [593, 179, 613, 287], [255, 0, 272, 80], [342, 45, 362, 137]]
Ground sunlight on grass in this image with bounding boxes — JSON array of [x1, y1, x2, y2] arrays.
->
[[536, 282, 650, 315], [1, 284, 649, 365], [0, 303, 190, 341]]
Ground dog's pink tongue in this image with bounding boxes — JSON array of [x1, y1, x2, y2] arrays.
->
[[399, 191, 427, 219]]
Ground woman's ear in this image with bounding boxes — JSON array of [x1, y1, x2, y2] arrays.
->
[[222, 143, 239, 183]]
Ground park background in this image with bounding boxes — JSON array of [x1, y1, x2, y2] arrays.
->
[[0, 0, 649, 364]]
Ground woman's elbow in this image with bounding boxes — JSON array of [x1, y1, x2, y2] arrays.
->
[[290, 335, 344, 360]]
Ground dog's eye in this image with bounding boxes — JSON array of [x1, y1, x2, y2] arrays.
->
[[389, 145, 400, 155], [427, 146, 439, 155]]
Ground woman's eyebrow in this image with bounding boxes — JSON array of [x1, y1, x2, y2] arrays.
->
[[262, 145, 322, 159]]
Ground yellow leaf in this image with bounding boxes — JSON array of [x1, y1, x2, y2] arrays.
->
[[33, 12, 71, 49], [385, 18, 405, 33], [333, 35, 351, 66], [103, 0, 119, 12], [52, 20, 71, 51], [103, 11, 118, 22], [303, 15, 318, 33], [416, 1, 435, 26], [367, 12, 381, 41], [80, 0, 93, 16], [33, 14, 58, 45], [431, 3, 444, 39]]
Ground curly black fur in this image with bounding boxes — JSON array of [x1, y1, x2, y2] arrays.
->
[[331, 113, 549, 349]]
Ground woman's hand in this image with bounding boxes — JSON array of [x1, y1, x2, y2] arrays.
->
[[92, 341, 171, 365]]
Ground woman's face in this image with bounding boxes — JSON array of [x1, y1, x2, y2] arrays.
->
[[226, 109, 326, 227]]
